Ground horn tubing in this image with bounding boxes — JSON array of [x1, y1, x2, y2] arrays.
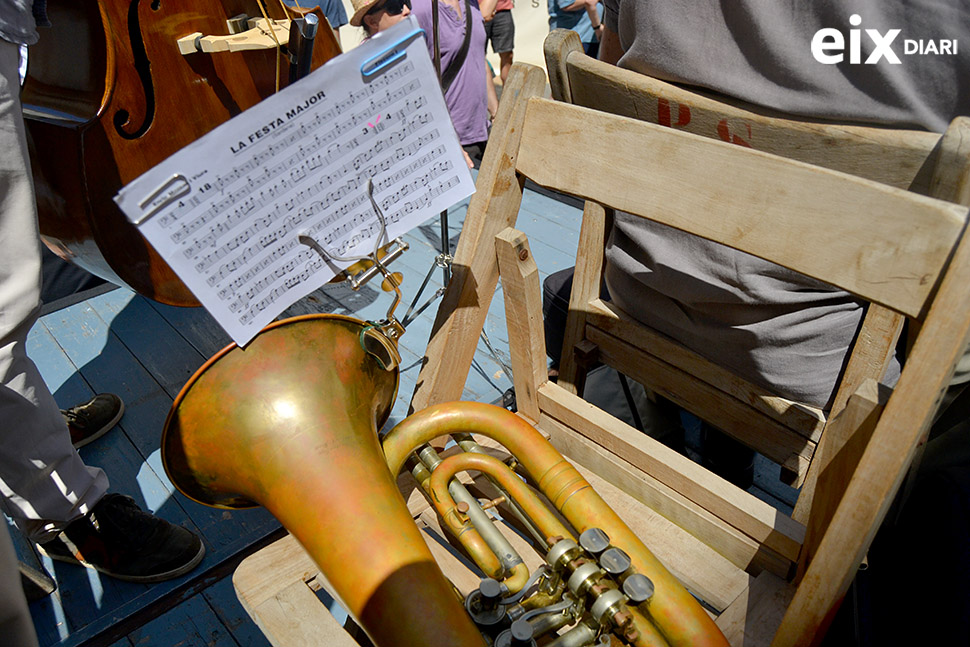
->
[[429, 452, 574, 547], [382, 401, 729, 647], [411, 454, 507, 581], [429, 452, 670, 647]]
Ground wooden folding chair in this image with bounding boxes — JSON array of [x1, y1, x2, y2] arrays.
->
[[541, 30, 970, 498], [412, 54, 970, 644]]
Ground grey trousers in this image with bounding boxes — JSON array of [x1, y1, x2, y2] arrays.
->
[[0, 525, 37, 647], [0, 39, 107, 543]]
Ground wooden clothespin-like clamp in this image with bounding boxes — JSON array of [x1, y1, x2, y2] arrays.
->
[[177, 14, 291, 55]]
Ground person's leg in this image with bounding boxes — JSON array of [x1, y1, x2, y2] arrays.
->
[[0, 526, 38, 647], [499, 50, 513, 84], [491, 10, 514, 84], [1, 40, 203, 584], [541, 267, 575, 374], [462, 141, 488, 164], [699, 423, 755, 490], [0, 39, 108, 543]]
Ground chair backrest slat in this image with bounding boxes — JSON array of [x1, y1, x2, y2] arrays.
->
[[515, 98, 968, 320], [547, 33, 942, 192]]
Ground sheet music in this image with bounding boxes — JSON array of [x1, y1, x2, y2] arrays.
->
[[115, 17, 474, 346]]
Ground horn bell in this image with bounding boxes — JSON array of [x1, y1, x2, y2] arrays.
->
[[162, 314, 486, 647]]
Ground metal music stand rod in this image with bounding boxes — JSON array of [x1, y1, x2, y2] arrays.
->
[[431, 0, 452, 285]]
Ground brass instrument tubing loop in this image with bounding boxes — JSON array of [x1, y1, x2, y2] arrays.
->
[[429, 452, 572, 548], [453, 433, 548, 545], [411, 453, 505, 579], [415, 446, 527, 586], [382, 401, 730, 647]]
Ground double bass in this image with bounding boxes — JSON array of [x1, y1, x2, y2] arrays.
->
[[22, 1, 341, 306]]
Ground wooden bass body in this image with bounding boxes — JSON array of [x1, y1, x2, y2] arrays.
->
[[23, 1, 340, 306]]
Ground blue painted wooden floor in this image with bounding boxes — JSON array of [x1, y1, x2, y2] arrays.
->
[[15, 177, 797, 647], [12, 177, 597, 647]]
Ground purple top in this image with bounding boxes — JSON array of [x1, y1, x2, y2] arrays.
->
[[412, 0, 489, 145]]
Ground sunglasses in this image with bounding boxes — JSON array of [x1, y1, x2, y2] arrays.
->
[[368, 0, 410, 16]]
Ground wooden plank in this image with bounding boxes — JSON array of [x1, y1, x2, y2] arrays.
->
[[560, 47, 940, 191], [249, 579, 356, 647], [233, 535, 320, 614], [27, 320, 94, 409], [538, 383, 806, 563], [146, 300, 232, 360], [124, 595, 239, 647], [556, 202, 608, 397], [822, 305, 902, 428], [494, 228, 547, 422], [85, 291, 206, 398], [775, 223, 970, 647], [795, 380, 889, 579], [542, 414, 793, 582], [543, 28, 580, 104], [715, 571, 793, 647], [409, 63, 548, 413], [396, 179, 583, 416], [927, 117, 970, 205], [586, 298, 826, 440], [514, 98, 967, 320], [201, 576, 272, 647]]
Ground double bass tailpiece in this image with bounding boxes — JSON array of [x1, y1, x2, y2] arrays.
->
[[177, 16, 292, 55]]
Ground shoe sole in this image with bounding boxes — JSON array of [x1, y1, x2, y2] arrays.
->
[[71, 400, 126, 449], [40, 540, 206, 584]]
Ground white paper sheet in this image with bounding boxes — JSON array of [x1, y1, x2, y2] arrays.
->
[[115, 18, 474, 346]]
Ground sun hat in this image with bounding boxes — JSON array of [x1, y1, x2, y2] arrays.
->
[[350, 0, 383, 26]]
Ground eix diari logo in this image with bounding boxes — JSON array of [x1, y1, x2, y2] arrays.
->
[[812, 14, 959, 64]]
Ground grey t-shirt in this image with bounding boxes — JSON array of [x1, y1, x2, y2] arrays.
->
[[602, 0, 969, 408]]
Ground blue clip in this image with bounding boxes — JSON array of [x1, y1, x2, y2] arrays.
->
[[360, 28, 425, 79]]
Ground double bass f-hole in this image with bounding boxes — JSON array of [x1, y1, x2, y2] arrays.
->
[[113, 0, 159, 140]]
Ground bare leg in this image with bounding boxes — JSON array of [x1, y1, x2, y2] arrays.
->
[[499, 51, 513, 84]]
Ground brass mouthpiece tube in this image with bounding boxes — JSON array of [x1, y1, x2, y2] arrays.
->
[[382, 401, 730, 647]]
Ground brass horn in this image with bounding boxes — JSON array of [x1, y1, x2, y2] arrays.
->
[[162, 313, 727, 647], [162, 314, 486, 647]]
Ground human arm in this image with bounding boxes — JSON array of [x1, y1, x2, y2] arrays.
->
[[586, 2, 604, 40], [485, 61, 499, 119], [557, 0, 596, 12], [480, 0, 499, 21], [599, 23, 622, 63], [599, 0, 621, 63]]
